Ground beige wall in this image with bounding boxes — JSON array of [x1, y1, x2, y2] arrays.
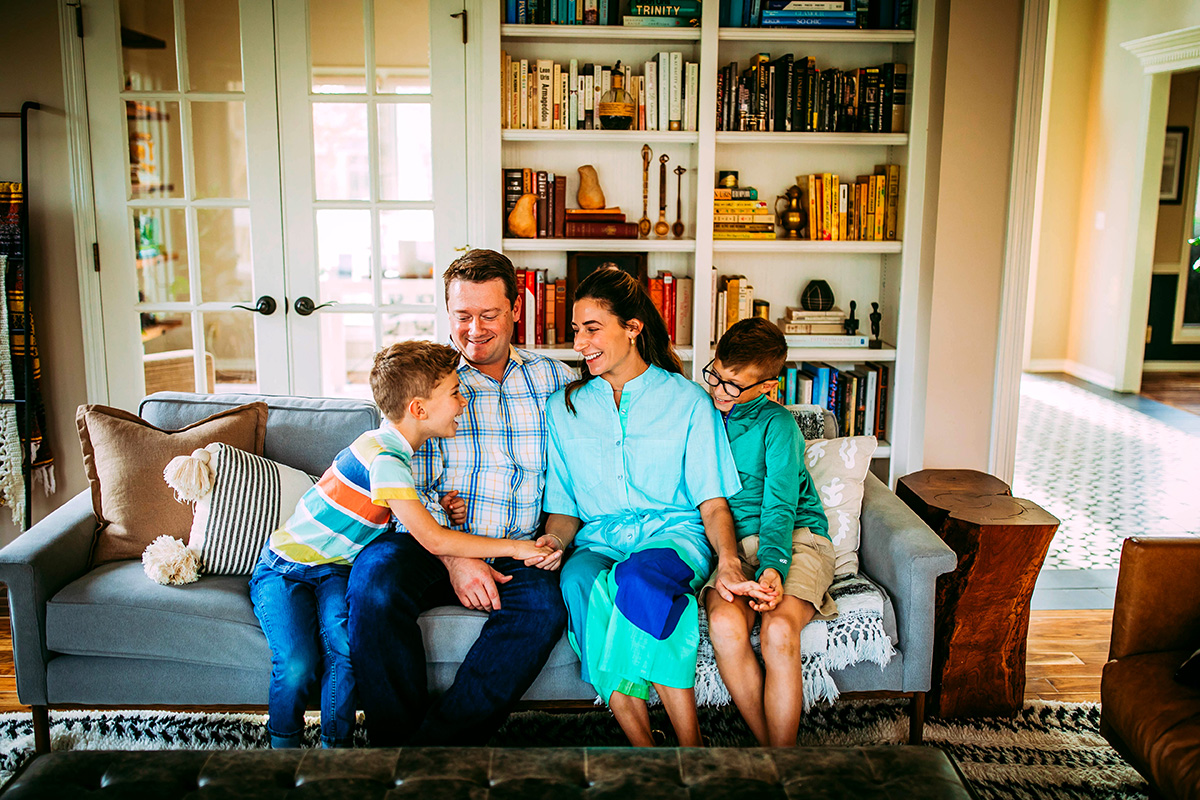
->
[[921, 0, 1024, 470], [1028, 0, 1102, 365], [1152, 70, 1198, 269], [0, 2, 89, 548]]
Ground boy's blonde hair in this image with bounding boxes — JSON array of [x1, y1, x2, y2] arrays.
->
[[716, 318, 787, 381], [370, 341, 460, 422]]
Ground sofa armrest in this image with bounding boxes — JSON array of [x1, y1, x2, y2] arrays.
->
[[0, 491, 96, 705], [1109, 536, 1200, 661], [858, 472, 957, 692]]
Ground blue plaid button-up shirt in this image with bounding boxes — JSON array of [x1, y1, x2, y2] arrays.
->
[[408, 347, 577, 541]]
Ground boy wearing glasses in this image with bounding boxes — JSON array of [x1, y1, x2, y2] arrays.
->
[[700, 317, 836, 747]]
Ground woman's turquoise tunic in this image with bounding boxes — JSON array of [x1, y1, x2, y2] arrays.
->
[[545, 365, 741, 702]]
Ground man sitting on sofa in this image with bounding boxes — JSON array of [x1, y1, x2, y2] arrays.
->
[[347, 249, 576, 746]]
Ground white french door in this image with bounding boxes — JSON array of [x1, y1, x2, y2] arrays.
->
[[84, 0, 467, 409]]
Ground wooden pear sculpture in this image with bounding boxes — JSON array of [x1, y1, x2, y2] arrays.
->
[[508, 193, 538, 238], [577, 165, 606, 209]]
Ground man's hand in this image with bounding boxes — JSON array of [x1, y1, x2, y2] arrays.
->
[[713, 559, 776, 604], [444, 556, 511, 611], [749, 568, 783, 613], [438, 490, 467, 526], [525, 533, 566, 571]]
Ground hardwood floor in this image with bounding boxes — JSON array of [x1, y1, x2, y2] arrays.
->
[[1140, 371, 1200, 416], [0, 602, 1111, 714]]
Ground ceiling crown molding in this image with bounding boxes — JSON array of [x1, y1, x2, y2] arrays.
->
[[1123, 25, 1200, 73]]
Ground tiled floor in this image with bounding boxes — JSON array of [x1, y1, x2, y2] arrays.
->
[[1015, 373, 1200, 581]]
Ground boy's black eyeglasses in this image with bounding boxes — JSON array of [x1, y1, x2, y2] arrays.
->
[[702, 360, 774, 399]]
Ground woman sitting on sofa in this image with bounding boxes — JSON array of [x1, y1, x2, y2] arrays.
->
[[539, 267, 767, 746]]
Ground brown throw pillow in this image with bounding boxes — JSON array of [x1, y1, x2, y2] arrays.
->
[[77, 402, 268, 565]]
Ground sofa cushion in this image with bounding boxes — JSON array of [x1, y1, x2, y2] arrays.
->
[[77, 402, 269, 566], [805, 435, 878, 576], [1102, 650, 1200, 800], [140, 393, 379, 477]]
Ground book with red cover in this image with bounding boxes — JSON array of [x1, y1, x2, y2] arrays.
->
[[565, 221, 638, 238], [565, 207, 624, 221], [515, 269, 526, 345], [535, 269, 546, 345], [662, 272, 676, 343], [524, 269, 537, 346], [545, 277, 556, 345], [554, 175, 567, 237], [555, 279, 568, 344], [536, 171, 549, 238]]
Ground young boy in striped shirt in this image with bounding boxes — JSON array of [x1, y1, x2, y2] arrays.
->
[[249, 341, 554, 748]]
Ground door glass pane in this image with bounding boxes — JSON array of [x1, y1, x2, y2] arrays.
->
[[133, 207, 190, 303], [192, 101, 249, 199], [375, 0, 430, 94], [120, 0, 179, 91], [379, 210, 434, 305], [382, 311, 436, 343], [313, 103, 369, 200], [142, 313, 209, 393], [203, 311, 259, 391], [1187, 182, 1200, 325], [128, 101, 183, 198], [184, 0, 244, 92], [317, 209, 372, 303], [321, 313, 376, 398], [378, 104, 432, 201], [310, 0, 367, 94], [197, 208, 253, 302]]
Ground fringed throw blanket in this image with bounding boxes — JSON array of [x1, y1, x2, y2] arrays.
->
[[0, 182, 54, 505], [693, 573, 896, 711], [0, 256, 24, 526]]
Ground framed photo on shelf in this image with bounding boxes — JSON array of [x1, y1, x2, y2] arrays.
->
[[1160, 126, 1189, 204]]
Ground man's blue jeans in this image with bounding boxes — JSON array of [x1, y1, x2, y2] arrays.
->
[[347, 530, 567, 746], [249, 560, 355, 748]]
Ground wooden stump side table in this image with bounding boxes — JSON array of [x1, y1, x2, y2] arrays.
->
[[897, 469, 1060, 719]]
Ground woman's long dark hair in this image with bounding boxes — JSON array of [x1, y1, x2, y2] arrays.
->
[[564, 267, 684, 414]]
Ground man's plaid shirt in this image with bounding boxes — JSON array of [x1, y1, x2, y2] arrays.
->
[[409, 347, 576, 541]]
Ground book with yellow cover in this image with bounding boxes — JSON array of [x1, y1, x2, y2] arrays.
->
[[874, 174, 885, 242], [807, 174, 818, 241], [713, 231, 776, 239]]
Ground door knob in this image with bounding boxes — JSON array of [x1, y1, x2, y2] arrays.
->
[[293, 296, 336, 316], [232, 296, 277, 315]]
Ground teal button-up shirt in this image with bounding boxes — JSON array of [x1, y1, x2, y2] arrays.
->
[[544, 365, 742, 568], [724, 393, 829, 581]]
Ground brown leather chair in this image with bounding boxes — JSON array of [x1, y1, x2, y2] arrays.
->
[[1101, 536, 1200, 800]]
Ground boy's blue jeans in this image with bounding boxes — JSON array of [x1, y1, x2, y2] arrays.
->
[[249, 560, 355, 748]]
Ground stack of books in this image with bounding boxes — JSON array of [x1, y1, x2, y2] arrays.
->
[[505, 0, 621, 25], [717, 54, 907, 133], [711, 272, 756, 340], [719, 0, 913, 30], [623, 0, 701, 27], [514, 268, 568, 347], [647, 272, 694, 345], [500, 54, 700, 132], [800, 164, 900, 242], [564, 207, 637, 239], [712, 186, 775, 240], [777, 305, 846, 334], [772, 361, 890, 438]]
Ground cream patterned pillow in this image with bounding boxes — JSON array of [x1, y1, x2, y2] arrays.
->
[[804, 436, 878, 576]]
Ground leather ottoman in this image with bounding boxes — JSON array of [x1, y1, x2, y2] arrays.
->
[[1, 746, 974, 799]]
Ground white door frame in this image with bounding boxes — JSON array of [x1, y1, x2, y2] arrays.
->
[[1116, 26, 1200, 391]]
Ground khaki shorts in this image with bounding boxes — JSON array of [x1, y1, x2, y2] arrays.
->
[[703, 527, 838, 619]]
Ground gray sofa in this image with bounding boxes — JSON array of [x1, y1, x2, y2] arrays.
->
[[0, 392, 956, 752]]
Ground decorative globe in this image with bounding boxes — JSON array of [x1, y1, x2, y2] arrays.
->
[[801, 280, 835, 312]]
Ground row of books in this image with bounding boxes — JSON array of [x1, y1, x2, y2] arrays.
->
[[803, 165, 899, 242], [712, 192, 775, 240], [777, 361, 890, 438], [720, 0, 912, 29], [505, 0, 622, 25], [717, 55, 906, 133], [501, 54, 700, 132], [503, 168, 642, 238], [647, 272, 695, 344]]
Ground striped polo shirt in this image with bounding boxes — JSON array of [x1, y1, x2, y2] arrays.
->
[[266, 424, 418, 567]]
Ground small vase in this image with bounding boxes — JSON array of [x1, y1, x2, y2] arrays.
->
[[508, 193, 538, 238], [577, 165, 606, 210]]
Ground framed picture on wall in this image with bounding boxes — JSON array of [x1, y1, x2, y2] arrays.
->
[[564, 251, 649, 339], [1160, 126, 1189, 204]]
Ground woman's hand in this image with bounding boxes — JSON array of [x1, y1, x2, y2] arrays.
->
[[713, 559, 776, 604], [526, 533, 567, 570], [511, 538, 554, 563], [749, 568, 783, 613], [438, 490, 467, 526]]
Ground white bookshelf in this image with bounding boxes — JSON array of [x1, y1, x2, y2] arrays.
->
[[479, 2, 934, 480]]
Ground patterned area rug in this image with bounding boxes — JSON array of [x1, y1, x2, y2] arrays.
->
[[1014, 374, 1200, 570], [0, 701, 1146, 799]]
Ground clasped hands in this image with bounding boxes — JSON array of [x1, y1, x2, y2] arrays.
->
[[438, 490, 564, 569], [713, 562, 783, 613]]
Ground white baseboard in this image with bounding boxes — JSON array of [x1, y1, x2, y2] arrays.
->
[[1063, 360, 1119, 390], [1143, 360, 1200, 372], [1026, 359, 1068, 373]]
